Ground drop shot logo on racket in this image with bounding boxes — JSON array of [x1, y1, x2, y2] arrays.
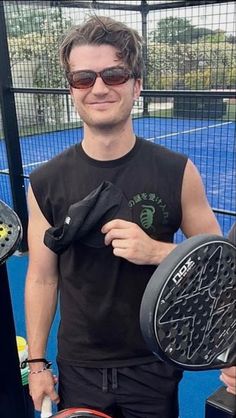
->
[[172, 257, 196, 285]]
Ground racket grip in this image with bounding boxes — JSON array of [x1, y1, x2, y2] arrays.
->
[[41, 396, 52, 418]]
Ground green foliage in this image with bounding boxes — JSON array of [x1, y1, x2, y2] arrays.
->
[[147, 16, 235, 91], [5, 3, 68, 38], [6, 3, 72, 124], [149, 17, 214, 44], [7, 7, 71, 87], [147, 40, 236, 90], [149, 16, 233, 45]]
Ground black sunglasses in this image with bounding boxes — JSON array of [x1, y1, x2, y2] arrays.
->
[[66, 66, 134, 89]]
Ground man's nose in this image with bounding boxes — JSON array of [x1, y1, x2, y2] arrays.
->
[[91, 75, 109, 93]]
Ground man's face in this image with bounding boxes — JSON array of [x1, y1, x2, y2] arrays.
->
[[68, 44, 142, 131]]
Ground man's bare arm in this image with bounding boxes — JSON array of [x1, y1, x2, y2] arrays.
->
[[25, 185, 59, 409], [180, 159, 221, 237]]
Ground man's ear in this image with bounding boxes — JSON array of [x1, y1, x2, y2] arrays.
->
[[69, 86, 76, 106], [69, 85, 73, 96], [133, 78, 142, 101]]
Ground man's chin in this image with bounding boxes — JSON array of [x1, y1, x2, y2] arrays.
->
[[88, 119, 124, 131]]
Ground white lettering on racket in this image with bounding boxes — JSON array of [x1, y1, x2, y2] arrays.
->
[[172, 257, 196, 284]]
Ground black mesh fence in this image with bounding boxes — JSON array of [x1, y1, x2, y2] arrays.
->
[[0, 0, 235, 241]]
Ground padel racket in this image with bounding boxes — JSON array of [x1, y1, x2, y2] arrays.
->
[[44, 409, 112, 418], [41, 396, 112, 418], [0, 200, 22, 264], [140, 234, 236, 371]]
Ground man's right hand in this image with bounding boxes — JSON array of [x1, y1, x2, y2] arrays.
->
[[29, 369, 60, 411]]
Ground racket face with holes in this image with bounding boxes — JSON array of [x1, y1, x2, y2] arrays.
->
[[50, 409, 112, 418], [140, 234, 236, 370], [0, 200, 23, 264]]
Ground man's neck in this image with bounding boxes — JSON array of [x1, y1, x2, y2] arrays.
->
[[82, 125, 136, 161]]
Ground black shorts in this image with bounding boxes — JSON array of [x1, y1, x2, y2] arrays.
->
[[57, 360, 183, 418]]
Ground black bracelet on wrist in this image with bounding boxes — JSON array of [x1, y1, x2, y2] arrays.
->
[[21, 358, 51, 369]]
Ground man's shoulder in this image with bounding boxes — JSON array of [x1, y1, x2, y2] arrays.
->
[[30, 144, 78, 179], [138, 136, 188, 161]]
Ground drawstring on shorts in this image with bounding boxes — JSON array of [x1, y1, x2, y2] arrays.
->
[[102, 368, 118, 392], [102, 368, 108, 392], [112, 367, 118, 390]]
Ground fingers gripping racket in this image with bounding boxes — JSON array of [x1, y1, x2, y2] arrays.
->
[[140, 234, 236, 371], [0, 200, 23, 264], [41, 396, 112, 418]]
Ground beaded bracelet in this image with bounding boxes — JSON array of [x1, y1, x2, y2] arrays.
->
[[28, 361, 52, 375]]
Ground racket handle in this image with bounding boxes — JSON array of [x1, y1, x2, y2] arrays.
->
[[205, 386, 236, 417], [41, 396, 52, 418]]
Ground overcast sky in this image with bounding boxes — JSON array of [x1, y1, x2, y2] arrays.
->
[[63, 1, 235, 35]]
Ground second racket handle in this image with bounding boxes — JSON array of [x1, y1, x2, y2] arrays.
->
[[41, 396, 52, 418]]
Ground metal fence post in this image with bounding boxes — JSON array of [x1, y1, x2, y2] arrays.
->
[[0, 1, 28, 252]]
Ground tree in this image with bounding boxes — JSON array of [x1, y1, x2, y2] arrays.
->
[[149, 16, 214, 44], [146, 41, 236, 90], [6, 3, 72, 125], [148, 16, 235, 45], [5, 2, 66, 37]]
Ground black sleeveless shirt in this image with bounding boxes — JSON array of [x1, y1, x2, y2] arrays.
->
[[30, 137, 188, 367]]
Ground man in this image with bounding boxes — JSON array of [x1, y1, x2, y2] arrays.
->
[[25, 15, 228, 418]]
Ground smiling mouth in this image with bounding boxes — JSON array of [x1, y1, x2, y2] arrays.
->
[[88, 102, 116, 109], [89, 101, 115, 105]]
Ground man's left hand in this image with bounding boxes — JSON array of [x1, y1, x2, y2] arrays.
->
[[101, 219, 176, 265]]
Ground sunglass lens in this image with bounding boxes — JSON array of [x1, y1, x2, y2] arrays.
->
[[70, 71, 96, 89], [102, 68, 129, 85]]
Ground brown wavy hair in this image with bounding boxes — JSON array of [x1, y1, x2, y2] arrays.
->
[[59, 15, 144, 78]]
